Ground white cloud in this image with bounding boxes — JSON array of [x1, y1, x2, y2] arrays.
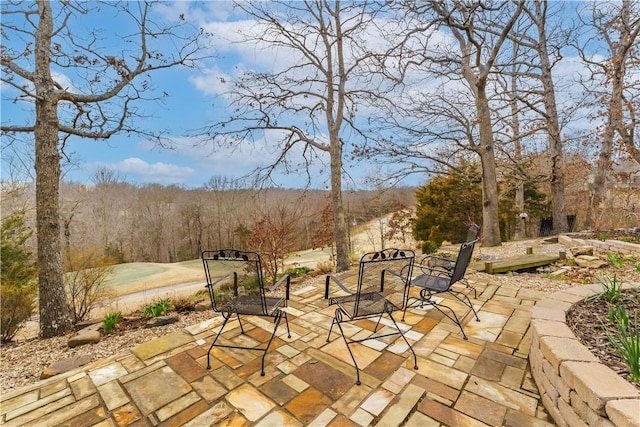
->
[[86, 158, 196, 185], [189, 66, 236, 97]]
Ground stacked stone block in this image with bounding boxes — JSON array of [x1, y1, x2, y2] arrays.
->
[[529, 284, 640, 427]]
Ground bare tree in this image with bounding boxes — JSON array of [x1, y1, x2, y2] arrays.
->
[[377, 1, 524, 246], [1, 1, 209, 337], [510, 0, 572, 234], [506, 52, 527, 240], [247, 196, 305, 285], [198, 0, 395, 272], [91, 167, 125, 250], [434, 1, 525, 246], [577, 0, 640, 228]]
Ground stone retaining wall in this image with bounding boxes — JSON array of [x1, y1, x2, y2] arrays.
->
[[529, 284, 640, 427], [558, 235, 640, 257]]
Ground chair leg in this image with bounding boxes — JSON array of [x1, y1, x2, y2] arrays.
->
[[459, 278, 477, 299], [259, 312, 284, 376], [373, 314, 384, 332], [385, 311, 418, 370], [449, 290, 480, 322], [207, 314, 231, 369], [401, 286, 411, 321], [335, 319, 362, 386], [237, 313, 245, 334], [417, 289, 470, 340], [326, 309, 341, 342], [283, 312, 291, 338], [467, 284, 477, 299]]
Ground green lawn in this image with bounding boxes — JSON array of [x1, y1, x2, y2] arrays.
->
[[103, 260, 205, 296]]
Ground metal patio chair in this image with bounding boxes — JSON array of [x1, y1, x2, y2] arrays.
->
[[201, 249, 291, 376], [404, 240, 480, 340], [420, 223, 480, 297], [324, 248, 417, 385]]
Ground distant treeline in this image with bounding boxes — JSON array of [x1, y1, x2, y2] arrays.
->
[[1, 181, 415, 264]]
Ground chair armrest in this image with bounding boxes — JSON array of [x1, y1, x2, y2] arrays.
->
[[418, 256, 454, 276], [324, 274, 352, 300], [421, 255, 455, 268], [270, 274, 291, 300]]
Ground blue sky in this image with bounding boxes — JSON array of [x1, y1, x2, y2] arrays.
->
[[0, 1, 619, 190], [1, 1, 386, 190]]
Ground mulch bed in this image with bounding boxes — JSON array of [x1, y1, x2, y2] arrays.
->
[[566, 288, 640, 390]]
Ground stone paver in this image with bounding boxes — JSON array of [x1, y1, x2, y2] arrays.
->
[[1, 281, 565, 426]]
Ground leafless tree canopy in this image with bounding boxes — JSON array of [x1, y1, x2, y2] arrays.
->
[[197, 0, 400, 271]]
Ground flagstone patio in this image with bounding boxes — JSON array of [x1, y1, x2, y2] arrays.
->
[[0, 276, 557, 426]]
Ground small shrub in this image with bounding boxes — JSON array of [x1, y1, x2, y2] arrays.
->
[[1, 283, 37, 342], [172, 292, 206, 313], [542, 273, 571, 281], [103, 311, 122, 334], [620, 236, 640, 244], [1, 212, 38, 342], [239, 276, 261, 293], [564, 258, 577, 267], [315, 260, 334, 274], [284, 266, 311, 277], [64, 248, 114, 324], [143, 298, 173, 317], [421, 240, 438, 255], [213, 288, 234, 306], [608, 304, 629, 326], [171, 296, 195, 313]]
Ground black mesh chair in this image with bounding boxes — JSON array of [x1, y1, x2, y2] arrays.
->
[[404, 240, 480, 340], [325, 248, 417, 385], [420, 224, 480, 297], [201, 249, 291, 376]]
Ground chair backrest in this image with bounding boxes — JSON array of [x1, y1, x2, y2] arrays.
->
[[450, 240, 476, 285], [466, 223, 480, 242], [201, 249, 266, 313], [353, 248, 414, 316]]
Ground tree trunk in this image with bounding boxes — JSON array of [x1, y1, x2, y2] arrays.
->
[[586, 110, 615, 229], [475, 84, 502, 247], [330, 137, 350, 272], [535, 1, 567, 234], [34, 1, 72, 338], [511, 67, 526, 240]]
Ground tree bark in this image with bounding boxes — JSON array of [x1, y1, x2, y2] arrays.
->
[[434, 1, 524, 247], [34, 1, 72, 337], [330, 138, 350, 272], [534, 1, 568, 234], [511, 68, 526, 240], [475, 87, 502, 247]]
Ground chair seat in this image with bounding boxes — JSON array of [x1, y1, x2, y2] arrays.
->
[[411, 273, 450, 292], [333, 292, 398, 318], [221, 295, 285, 316]]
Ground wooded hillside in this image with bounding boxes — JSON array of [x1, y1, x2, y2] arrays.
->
[[1, 182, 415, 264]]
